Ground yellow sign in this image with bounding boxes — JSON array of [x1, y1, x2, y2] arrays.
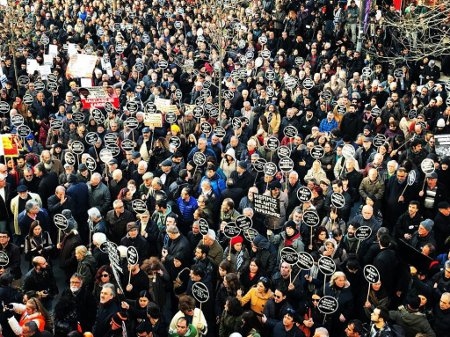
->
[[144, 113, 163, 128]]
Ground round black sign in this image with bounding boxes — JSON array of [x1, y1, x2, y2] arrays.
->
[[193, 106, 204, 119], [84, 132, 100, 145], [298, 251, 315, 270], [51, 120, 63, 131], [165, 112, 177, 124], [131, 199, 147, 214], [266, 136, 280, 151], [121, 139, 135, 152], [317, 296, 339, 315], [193, 152, 206, 166], [223, 223, 241, 238], [421, 158, 435, 174], [198, 218, 209, 235], [318, 256, 336, 276], [127, 246, 139, 266], [99, 148, 113, 164], [192, 282, 210, 303], [363, 264, 380, 284], [124, 117, 139, 129], [65, 152, 76, 166], [280, 247, 299, 265], [104, 133, 118, 146], [17, 125, 32, 137], [283, 125, 298, 138], [70, 141, 85, 155], [169, 136, 181, 149], [263, 162, 278, 176], [0, 101, 10, 114], [200, 121, 212, 135], [72, 112, 85, 123], [214, 126, 226, 138], [297, 186, 312, 202], [373, 134, 387, 147], [279, 158, 294, 173], [145, 102, 157, 114], [11, 115, 24, 127], [0, 251, 9, 267], [408, 109, 418, 119], [85, 156, 97, 171], [231, 117, 242, 130], [302, 211, 320, 227], [91, 109, 105, 124], [355, 225, 372, 240], [253, 158, 266, 172], [235, 215, 252, 231], [310, 146, 325, 159], [53, 213, 68, 230], [23, 94, 34, 105], [331, 193, 345, 209], [277, 146, 291, 159]]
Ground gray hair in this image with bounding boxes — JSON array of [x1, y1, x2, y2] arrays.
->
[[88, 207, 101, 220], [25, 200, 39, 212], [166, 225, 179, 234], [102, 283, 116, 297], [314, 327, 329, 337]]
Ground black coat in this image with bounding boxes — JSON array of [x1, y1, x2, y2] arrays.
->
[[38, 172, 59, 209], [93, 299, 120, 337]]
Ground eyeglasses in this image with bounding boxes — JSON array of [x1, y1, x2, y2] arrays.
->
[[274, 294, 282, 299]]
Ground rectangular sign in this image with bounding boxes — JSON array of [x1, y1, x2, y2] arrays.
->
[[253, 193, 280, 217], [144, 113, 163, 128], [0, 134, 21, 157], [434, 134, 450, 157], [79, 86, 120, 109], [66, 54, 97, 78]]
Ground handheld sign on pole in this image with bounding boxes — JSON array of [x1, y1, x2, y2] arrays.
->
[[354, 225, 372, 253], [318, 256, 336, 292], [53, 213, 68, 244], [192, 281, 210, 313], [420, 158, 435, 192], [192, 152, 206, 176], [223, 222, 241, 260], [401, 170, 416, 197], [297, 186, 312, 203], [310, 145, 325, 160], [318, 296, 339, 324], [126, 246, 139, 291], [280, 247, 300, 284], [363, 264, 380, 302], [131, 199, 148, 214], [243, 228, 259, 242], [252, 158, 266, 185], [303, 210, 320, 249], [331, 193, 346, 209], [198, 218, 209, 236], [235, 215, 252, 231]]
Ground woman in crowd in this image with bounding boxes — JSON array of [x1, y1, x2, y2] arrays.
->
[[24, 220, 53, 264], [237, 276, 273, 316]]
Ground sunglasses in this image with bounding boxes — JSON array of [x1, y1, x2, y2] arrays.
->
[[101, 274, 109, 277]]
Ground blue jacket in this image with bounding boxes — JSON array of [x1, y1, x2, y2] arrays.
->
[[199, 174, 226, 198], [176, 196, 198, 223]]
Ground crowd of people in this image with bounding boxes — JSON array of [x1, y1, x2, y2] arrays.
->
[[0, 0, 449, 336]]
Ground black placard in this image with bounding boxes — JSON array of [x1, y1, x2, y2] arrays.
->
[[235, 215, 252, 230], [317, 296, 339, 315], [193, 152, 206, 166], [253, 194, 280, 217], [331, 193, 345, 209], [192, 282, 209, 303], [127, 246, 139, 266], [280, 246, 299, 265], [303, 210, 320, 227], [223, 223, 241, 238], [318, 256, 336, 275], [132, 199, 147, 214], [53, 213, 68, 230], [363, 264, 380, 284], [355, 225, 372, 240], [298, 251, 315, 269], [198, 218, 209, 235], [297, 186, 312, 202]]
